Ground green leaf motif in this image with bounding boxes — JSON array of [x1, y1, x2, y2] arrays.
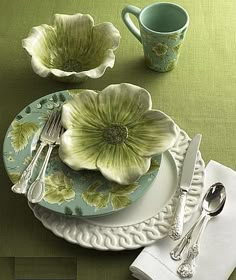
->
[[8, 121, 39, 152], [16, 115, 23, 120], [59, 93, 66, 102], [64, 206, 73, 215], [86, 181, 102, 193], [25, 106, 31, 114], [110, 182, 138, 196], [9, 172, 21, 184], [96, 193, 110, 208], [52, 94, 58, 102], [81, 181, 110, 209], [111, 194, 131, 210], [75, 207, 83, 215]]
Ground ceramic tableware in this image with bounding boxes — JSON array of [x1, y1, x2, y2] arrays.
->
[[3, 89, 162, 217], [122, 2, 189, 72], [22, 13, 121, 83], [59, 83, 178, 185], [29, 130, 205, 250]]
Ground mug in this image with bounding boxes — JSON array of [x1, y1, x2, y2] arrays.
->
[[122, 2, 189, 72]]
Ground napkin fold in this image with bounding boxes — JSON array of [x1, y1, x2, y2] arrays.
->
[[130, 161, 236, 280]]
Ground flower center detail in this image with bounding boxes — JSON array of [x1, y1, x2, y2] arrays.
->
[[103, 124, 128, 145]]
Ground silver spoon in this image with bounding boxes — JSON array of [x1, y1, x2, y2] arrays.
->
[[176, 182, 226, 278], [170, 182, 225, 261]]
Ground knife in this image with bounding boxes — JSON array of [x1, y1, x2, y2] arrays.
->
[[169, 134, 202, 240]]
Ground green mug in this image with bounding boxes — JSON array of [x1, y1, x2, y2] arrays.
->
[[122, 2, 189, 72]]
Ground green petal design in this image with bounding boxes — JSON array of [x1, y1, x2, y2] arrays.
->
[[59, 127, 105, 170], [96, 143, 151, 185], [59, 84, 178, 184], [127, 110, 178, 156], [8, 121, 39, 152], [97, 83, 151, 125], [61, 90, 102, 129], [22, 13, 120, 83], [54, 13, 94, 62], [111, 194, 131, 210], [44, 173, 75, 205]]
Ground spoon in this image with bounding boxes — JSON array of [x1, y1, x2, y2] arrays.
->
[[176, 182, 226, 278], [170, 182, 225, 261]]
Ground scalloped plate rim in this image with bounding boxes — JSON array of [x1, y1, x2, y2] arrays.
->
[[28, 128, 205, 250]]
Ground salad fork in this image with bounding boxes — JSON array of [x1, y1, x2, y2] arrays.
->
[[11, 111, 58, 194], [27, 112, 62, 203]]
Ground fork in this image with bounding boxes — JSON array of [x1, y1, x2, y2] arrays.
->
[[27, 112, 62, 203], [11, 111, 58, 194]]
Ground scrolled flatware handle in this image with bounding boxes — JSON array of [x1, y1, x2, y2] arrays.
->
[[11, 143, 46, 194], [177, 244, 199, 278], [177, 215, 210, 278], [170, 230, 192, 261], [170, 214, 204, 260], [169, 190, 187, 240], [27, 144, 54, 203]]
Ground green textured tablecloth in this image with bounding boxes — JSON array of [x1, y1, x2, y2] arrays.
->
[[0, 0, 235, 279]]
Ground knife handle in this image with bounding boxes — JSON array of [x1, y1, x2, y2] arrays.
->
[[169, 190, 187, 240]]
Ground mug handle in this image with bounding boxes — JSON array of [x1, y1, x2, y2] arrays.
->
[[122, 5, 142, 43]]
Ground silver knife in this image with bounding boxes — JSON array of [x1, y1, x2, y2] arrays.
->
[[169, 134, 202, 240]]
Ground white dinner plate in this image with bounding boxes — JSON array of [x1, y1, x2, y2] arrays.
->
[[29, 128, 205, 250]]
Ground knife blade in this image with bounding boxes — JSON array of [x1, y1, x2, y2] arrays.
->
[[169, 134, 202, 240]]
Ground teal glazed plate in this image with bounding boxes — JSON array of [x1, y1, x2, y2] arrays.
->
[[3, 90, 162, 217]]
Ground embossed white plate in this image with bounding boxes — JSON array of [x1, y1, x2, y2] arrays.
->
[[29, 129, 205, 250]]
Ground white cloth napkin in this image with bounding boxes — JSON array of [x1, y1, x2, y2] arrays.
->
[[130, 161, 236, 280]]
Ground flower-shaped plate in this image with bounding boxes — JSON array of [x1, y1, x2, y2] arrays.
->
[[29, 128, 205, 250], [3, 90, 162, 217]]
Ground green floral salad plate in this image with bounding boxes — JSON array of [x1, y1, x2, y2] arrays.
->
[[3, 88, 166, 217]]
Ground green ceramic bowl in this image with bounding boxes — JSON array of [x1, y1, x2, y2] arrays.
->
[[59, 83, 179, 185], [3, 89, 164, 217], [22, 13, 121, 83]]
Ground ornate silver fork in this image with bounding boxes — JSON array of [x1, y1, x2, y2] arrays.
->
[[11, 111, 58, 194], [27, 112, 62, 203]]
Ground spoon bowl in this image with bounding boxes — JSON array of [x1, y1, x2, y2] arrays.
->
[[202, 182, 226, 216]]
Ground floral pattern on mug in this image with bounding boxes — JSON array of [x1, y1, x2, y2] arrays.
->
[[152, 42, 169, 57], [172, 43, 182, 54], [165, 59, 177, 71]]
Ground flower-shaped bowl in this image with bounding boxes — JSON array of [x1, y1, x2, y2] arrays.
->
[[22, 13, 121, 83], [59, 83, 179, 184]]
